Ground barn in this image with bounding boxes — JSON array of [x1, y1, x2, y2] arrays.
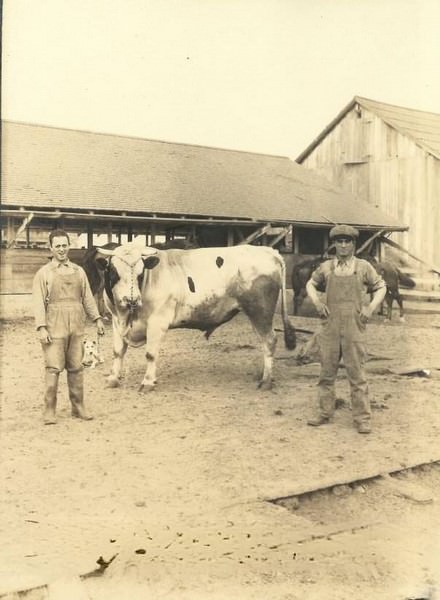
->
[[296, 96, 440, 270], [1, 120, 406, 300]]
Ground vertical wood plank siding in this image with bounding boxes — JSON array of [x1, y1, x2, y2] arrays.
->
[[300, 107, 439, 266]]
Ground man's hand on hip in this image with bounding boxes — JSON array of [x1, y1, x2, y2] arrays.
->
[[360, 306, 373, 324], [315, 302, 330, 318]]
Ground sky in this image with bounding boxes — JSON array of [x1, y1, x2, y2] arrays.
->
[[2, 0, 440, 159]]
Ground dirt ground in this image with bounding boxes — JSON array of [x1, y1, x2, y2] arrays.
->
[[1, 308, 440, 600]]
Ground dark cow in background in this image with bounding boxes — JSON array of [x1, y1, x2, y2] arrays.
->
[[363, 257, 416, 321], [291, 254, 327, 315], [79, 242, 120, 316], [97, 242, 296, 391], [291, 253, 415, 321]]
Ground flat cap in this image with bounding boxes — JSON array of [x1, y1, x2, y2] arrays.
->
[[329, 224, 359, 240]]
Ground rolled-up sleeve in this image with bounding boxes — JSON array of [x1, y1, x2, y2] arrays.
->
[[310, 265, 324, 287], [79, 268, 101, 321], [364, 262, 386, 292], [32, 268, 48, 330]]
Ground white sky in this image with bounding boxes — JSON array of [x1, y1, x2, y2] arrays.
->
[[2, 0, 439, 158]]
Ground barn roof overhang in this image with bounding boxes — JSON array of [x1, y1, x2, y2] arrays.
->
[[1, 206, 409, 234]]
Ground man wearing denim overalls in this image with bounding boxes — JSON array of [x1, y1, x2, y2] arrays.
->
[[32, 230, 105, 424], [305, 225, 386, 434]]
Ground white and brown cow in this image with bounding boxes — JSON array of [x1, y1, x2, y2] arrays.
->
[[97, 242, 296, 391]]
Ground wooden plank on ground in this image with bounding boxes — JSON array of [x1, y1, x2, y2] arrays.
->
[[376, 474, 434, 504]]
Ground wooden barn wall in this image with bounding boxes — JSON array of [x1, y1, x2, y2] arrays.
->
[[0, 248, 50, 294], [300, 106, 440, 267]]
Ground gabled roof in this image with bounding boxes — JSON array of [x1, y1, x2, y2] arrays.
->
[[1, 121, 406, 231], [296, 96, 440, 163]]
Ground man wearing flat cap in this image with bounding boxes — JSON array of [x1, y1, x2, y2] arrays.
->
[[305, 224, 386, 433]]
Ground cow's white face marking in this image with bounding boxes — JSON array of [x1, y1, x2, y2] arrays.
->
[[111, 249, 146, 310]]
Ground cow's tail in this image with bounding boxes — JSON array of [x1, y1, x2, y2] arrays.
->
[[278, 255, 297, 350], [397, 269, 416, 289]]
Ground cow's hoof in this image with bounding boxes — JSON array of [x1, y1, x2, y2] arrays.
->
[[138, 383, 156, 393], [258, 379, 273, 391], [106, 376, 120, 388]]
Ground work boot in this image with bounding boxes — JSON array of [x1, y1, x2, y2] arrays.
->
[[67, 370, 93, 421], [357, 422, 372, 434], [307, 415, 330, 427], [43, 371, 59, 425]]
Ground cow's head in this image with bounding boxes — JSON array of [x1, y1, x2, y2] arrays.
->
[[96, 243, 160, 310]]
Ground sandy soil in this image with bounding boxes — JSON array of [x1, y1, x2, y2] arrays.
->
[[1, 310, 440, 599]]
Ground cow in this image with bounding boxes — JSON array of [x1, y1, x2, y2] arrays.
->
[[80, 240, 199, 317], [291, 255, 327, 315], [364, 258, 415, 321], [96, 242, 296, 391], [291, 254, 415, 321], [78, 242, 120, 317]]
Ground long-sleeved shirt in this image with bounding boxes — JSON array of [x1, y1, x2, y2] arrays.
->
[[32, 258, 100, 330]]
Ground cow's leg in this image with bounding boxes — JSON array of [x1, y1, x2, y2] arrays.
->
[[139, 314, 170, 392], [383, 293, 393, 321], [258, 331, 277, 390], [396, 293, 405, 322], [107, 324, 128, 387], [240, 276, 280, 390]]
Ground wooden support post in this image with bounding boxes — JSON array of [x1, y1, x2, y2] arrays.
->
[[127, 225, 133, 242], [6, 212, 34, 248], [87, 223, 93, 248], [107, 222, 113, 244], [355, 229, 387, 256], [117, 227, 122, 244], [6, 217, 14, 246], [268, 225, 292, 248], [150, 224, 156, 246], [227, 227, 234, 247], [292, 227, 299, 254], [239, 223, 271, 245]]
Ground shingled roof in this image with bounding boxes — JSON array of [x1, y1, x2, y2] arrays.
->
[[1, 121, 405, 230], [297, 96, 440, 163]]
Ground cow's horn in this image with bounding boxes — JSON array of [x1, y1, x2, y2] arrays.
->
[[141, 248, 159, 257], [96, 247, 117, 257]]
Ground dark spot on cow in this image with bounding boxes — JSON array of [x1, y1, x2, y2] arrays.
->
[[143, 255, 160, 270], [187, 277, 196, 293], [146, 352, 154, 362], [216, 256, 224, 268]]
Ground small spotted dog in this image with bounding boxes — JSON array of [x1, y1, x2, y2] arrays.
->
[[82, 338, 104, 369]]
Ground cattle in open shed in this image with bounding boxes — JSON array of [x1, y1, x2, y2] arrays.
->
[[97, 242, 296, 391]]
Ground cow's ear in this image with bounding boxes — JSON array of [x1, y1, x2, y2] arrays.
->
[[143, 255, 160, 270], [96, 257, 109, 270]]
